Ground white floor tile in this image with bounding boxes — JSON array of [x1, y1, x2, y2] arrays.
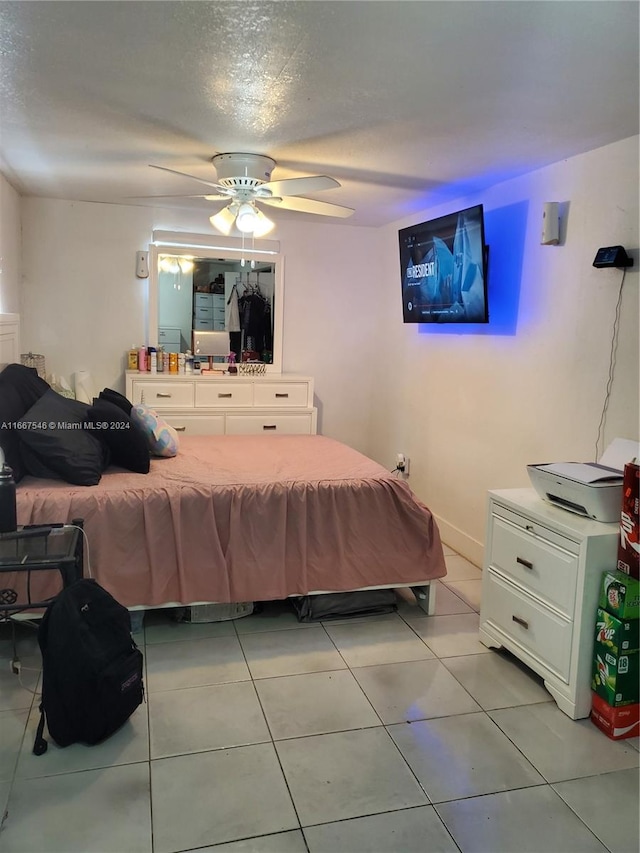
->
[[388, 713, 545, 803], [1, 762, 152, 852], [352, 659, 481, 723], [149, 681, 270, 758], [276, 728, 428, 826], [183, 830, 307, 852], [239, 625, 347, 679], [398, 580, 473, 617], [255, 670, 380, 739], [442, 649, 553, 710], [443, 554, 483, 581], [443, 578, 483, 611], [489, 703, 640, 782], [145, 635, 250, 692], [304, 805, 460, 852], [324, 618, 435, 667], [0, 708, 28, 783], [144, 608, 236, 645], [408, 612, 492, 658], [151, 743, 298, 853], [16, 701, 149, 779], [553, 767, 640, 853], [436, 785, 608, 852]]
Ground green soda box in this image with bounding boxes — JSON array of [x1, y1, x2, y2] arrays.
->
[[599, 570, 640, 620], [592, 644, 640, 706], [594, 608, 639, 655]]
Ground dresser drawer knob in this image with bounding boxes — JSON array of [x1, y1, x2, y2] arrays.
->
[[263, 424, 277, 431], [512, 615, 529, 630], [516, 557, 534, 570], [218, 393, 233, 398], [156, 393, 172, 398], [275, 393, 289, 398], [525, 524, 534, 532], [174, 426, 186, 432]]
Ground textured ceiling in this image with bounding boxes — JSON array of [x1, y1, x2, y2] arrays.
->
[[0, 1, 638, 226]]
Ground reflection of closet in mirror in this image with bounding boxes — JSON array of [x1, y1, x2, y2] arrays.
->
[[150, 232, 284, 373]]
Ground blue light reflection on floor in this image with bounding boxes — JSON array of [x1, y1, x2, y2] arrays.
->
[[417, 200, 529, 338]]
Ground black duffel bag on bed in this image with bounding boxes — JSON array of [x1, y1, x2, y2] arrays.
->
[[291, 589, 397, 622]]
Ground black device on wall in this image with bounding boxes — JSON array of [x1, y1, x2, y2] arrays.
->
[[399, 204, 489, 324], [593, 246, 633, 269]]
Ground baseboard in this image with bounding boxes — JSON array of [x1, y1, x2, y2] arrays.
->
[[434, 513, 484, 569]]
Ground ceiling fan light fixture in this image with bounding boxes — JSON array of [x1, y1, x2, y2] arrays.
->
[[210, 205, 237, 235], [235, 202, 259, 233], [251, 210, 275, 238]]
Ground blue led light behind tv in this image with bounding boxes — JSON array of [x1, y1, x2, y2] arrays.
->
[[399, 204, 488, 324]]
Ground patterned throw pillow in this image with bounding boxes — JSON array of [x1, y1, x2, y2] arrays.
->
[[130, 403, 179, 458]]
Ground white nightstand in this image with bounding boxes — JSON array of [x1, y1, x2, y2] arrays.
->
[[479, 488, 619, 719]]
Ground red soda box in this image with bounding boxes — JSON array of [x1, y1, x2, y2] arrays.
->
[[617, 461, 639, 579]]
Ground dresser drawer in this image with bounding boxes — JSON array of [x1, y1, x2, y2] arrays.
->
[[489, 516, 579, 616], [482, 570, 573, 682], [226, 413, 314, 435], [194, 293, 213, 307], [195, 383, 253, 408], [130, 381, 194, 408], [193, 317, 214, 331], [158, 328, 181, 346], [253, 382, 310, 408], [163, 414, 225, 435]]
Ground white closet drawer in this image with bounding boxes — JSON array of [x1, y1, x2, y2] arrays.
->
[[253, 382, 310, 408], [131, 381, 194, 408], [164, 415, 225, 435], [226, 413, 314, 435], [196, 383, 253, 408], [490, 516, 578, 617], [483, 570, 572, 682], [193, 318, 214, 331], [194, 293, 213, 307]]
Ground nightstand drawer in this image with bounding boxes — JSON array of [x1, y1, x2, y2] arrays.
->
[[490, 516, 578, 617], [130, 381, 194, 408], [483, 570, 572, 682], [195, 383, 253, 408], [253, 382, 310, 408]]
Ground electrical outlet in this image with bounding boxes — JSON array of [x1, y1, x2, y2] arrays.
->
[[395, 453, 410, 475], [10, 659, 21, 675]]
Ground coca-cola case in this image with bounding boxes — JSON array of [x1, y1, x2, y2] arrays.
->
[[617, 461, 639, 579]]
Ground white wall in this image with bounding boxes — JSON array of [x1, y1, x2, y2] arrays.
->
[[19, 201, 379, 453], [0, 172, 21, 314], [369, 136, 640, 565]]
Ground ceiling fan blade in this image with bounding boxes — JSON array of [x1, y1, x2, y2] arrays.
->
[[126, 193, 230, 200], [149, 164, 230, 193], [261, 195, 354, 218], [259, 176, 340, 197]]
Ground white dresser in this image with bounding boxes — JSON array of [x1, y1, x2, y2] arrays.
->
[[125, 371, 317, 435], [479, 488, 618, 720]]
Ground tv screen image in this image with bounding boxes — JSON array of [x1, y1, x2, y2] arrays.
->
[[399, 204, 488, 324]]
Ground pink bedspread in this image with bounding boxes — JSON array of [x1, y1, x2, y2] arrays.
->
[[15, 435, 446, 608]]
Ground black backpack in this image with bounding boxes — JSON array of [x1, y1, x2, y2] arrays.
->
[[33, 578, 144, 755]]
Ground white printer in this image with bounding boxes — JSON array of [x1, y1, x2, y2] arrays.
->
[[527, 439, 639, 523]]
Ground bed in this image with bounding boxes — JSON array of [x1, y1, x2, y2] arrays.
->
[[15, 434, 446, 612]]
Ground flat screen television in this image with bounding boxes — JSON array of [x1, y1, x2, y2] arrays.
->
[[399, 204, 489, 324]]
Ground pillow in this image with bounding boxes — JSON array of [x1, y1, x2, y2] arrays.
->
[[0, 382, 29, 482], [130, 403, 179, 458], [87, 398, 150, 474], [18, 390, 109, 486], [97, 388, 133, 416], [0, 364, 50, 483]]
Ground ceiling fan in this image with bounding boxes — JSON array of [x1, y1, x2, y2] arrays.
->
[[149, 153, 354, 237]]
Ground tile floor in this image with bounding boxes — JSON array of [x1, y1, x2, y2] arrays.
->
[[0, 548, 638, 853]]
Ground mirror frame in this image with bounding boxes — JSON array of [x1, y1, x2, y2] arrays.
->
[[148, 230, 284, 374]]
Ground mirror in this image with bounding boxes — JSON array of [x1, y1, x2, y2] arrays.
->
[[148, 232, 284, 373]]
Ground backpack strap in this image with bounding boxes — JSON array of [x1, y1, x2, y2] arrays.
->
[[32, 702, 48, 756]]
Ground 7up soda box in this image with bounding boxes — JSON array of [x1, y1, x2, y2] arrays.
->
[[592, 609, 639, 707]]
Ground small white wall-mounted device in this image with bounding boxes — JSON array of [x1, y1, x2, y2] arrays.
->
[[541, 202, 560, 246], [136, 251, 149, 279]]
